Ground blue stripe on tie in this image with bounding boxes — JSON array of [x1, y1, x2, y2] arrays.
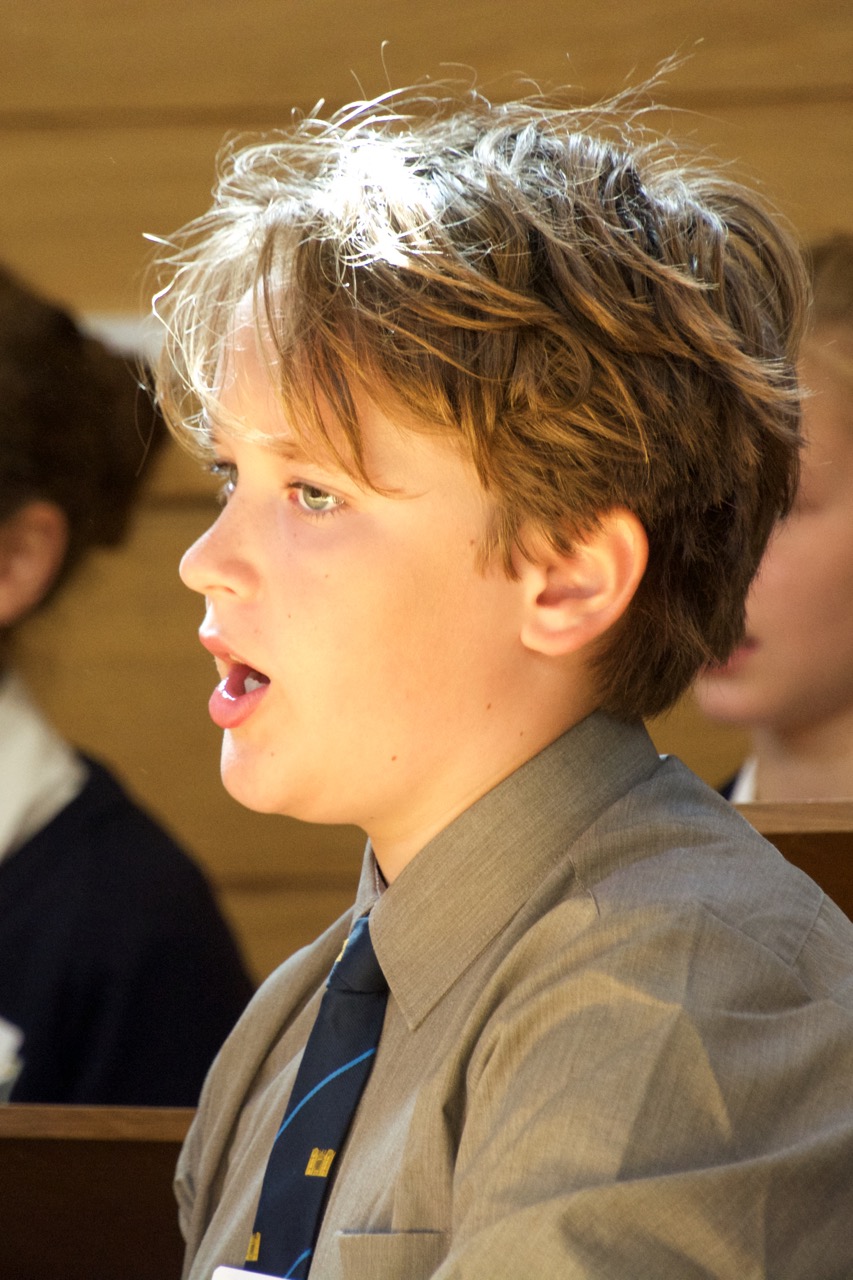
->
[[283, 1247, 312, 1279], [275, 1048, 377, 1142]]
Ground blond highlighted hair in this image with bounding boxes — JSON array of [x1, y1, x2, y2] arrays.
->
[[153, 85, 807, 719]]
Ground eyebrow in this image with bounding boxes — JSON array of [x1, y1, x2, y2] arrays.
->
[[201, 411, 364, 485], [270, 437, 322, 465], [201, 412, 319, 465]]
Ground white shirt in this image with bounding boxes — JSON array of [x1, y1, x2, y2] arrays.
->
[[0, 670, 87, 866], [728, 756, 758, 803]]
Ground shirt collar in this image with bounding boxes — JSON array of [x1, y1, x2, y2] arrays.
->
[[0, 670, 88, 865], [359, 711, 660, 1029]]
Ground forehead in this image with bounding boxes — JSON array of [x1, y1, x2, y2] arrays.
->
[[212, 305, 490, 503], [207, 296, 357, 474], [213, 311, 288, 436]]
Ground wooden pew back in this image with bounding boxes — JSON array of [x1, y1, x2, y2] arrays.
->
[[738, 802, 853, 919], [0, 1105, 192, 1280]]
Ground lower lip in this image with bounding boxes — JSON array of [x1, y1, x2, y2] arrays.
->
[[208, 673, 270, 730]]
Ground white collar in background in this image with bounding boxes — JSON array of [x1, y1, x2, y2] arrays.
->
[[0, 670, 88, 867], [729, 756, 758, 804]]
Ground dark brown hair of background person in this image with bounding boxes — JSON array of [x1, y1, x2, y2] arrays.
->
[[0, 265, 165, 633]]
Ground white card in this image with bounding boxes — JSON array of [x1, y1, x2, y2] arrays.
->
[[212, 1268, 282, 1280]]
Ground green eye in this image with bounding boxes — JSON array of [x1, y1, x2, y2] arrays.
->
[[293, 484, 343, 514]]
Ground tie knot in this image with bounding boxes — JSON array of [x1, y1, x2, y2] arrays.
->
[[328, 914, 388, 995]]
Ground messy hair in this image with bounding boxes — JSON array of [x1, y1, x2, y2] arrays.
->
[[153, 85, 806, 719]]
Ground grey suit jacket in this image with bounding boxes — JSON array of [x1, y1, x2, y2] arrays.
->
[[177, 712, 853, 1279]]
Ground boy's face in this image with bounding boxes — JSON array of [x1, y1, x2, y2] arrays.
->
[[179, 315, 539, 874], [695, 336, 853, 738]]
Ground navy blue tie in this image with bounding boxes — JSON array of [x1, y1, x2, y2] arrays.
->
[[244, 914, 389, 1279]]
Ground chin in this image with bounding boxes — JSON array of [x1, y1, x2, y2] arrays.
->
[[694, 675, 752, 726], [220, 757, 348, 824], [218, 748, 289, 815], [220, 775, 289, 815]]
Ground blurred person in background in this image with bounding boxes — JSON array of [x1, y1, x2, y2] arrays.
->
[[0, 266, 253, 1104], [695, 233, 853, 801]]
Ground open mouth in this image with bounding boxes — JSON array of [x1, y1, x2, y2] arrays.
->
[[220, 662, 270, 699], [209, 660, 271, 728]]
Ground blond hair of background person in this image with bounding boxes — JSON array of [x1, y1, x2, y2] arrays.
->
[[695, 234, 853, 801]]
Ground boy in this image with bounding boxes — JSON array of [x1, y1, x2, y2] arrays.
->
[[154, 87, 853, 1279]]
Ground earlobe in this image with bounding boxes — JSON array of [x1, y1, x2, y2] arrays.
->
[[0, 501, 69, 628], [518, 509, 648, 658]]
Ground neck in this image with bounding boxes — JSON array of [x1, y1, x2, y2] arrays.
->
[[369, 682, 599, 884], [751, 710, 853, 801]]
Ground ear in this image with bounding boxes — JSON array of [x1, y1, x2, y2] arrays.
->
[[518, 508, 648, 658], [0, 501, 69, 628]]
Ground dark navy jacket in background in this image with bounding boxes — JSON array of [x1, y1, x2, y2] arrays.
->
[[0, 757, 253, 1105]]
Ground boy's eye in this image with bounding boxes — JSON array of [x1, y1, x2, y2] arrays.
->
[[291, 483, 344, 515], [209, 460, 237, 501]]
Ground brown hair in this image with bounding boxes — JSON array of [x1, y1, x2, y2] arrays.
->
[[0, 266, 165, 611], [153, 87, 807, 719]]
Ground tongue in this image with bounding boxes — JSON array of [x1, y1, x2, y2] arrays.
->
[[224, 663, 270, 698]]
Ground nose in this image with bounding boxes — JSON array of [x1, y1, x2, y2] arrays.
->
[[179, 507, 255, 600], [179, 525, 215, 597]]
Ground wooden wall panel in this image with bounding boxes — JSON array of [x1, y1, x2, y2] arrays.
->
[[1, 0, 849, 115], [0, 124, 239, 314], [220, 884, 360, 985]]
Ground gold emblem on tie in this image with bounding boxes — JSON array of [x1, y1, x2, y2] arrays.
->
[[245, 1231, 261, 1262], [305, 1147, 336, 1177]]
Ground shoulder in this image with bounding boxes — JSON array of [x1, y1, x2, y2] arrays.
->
[[467, 755, 853, 1070], [571, 753, 835, 970], [460, 785, 853, 1172]]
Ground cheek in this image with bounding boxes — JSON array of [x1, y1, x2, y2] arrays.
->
[[748, 522, 823, 624], [749, 511, 853, 647], [792, 513, 853, 603]]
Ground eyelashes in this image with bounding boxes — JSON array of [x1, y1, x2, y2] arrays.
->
[[207, 461, 345, 519], [288, 484, 345, 516], [209, 460, 237, 505]]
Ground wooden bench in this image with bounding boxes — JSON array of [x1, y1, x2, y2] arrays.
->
[[0, 1105, 192, 1280], [738, 802, 853, 918]]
